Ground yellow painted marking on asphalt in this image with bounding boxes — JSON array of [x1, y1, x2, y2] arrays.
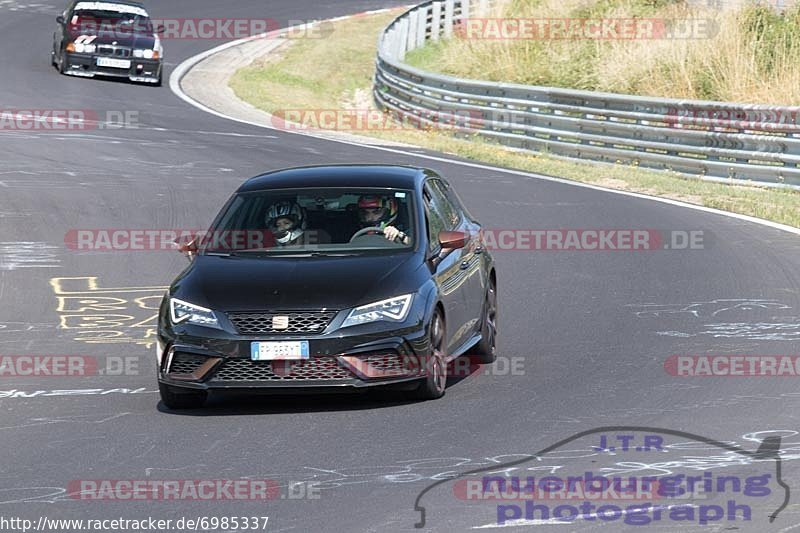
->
[[50, 276, 168, 349]]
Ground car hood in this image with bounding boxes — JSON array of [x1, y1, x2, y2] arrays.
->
[[68, 29, 156, 48], [172, 253, 423, 312]]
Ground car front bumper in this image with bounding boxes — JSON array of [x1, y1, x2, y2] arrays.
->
[[156, 307, 435, 394], [62, 52, 161, 83]]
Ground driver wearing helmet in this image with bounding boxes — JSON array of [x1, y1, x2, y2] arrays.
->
[[356, 195, 410, 244], [266, 201, 306, 246]]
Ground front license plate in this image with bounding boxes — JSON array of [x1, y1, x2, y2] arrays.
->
[[251, 341, 309, 361], [96, 57, 131, 69]]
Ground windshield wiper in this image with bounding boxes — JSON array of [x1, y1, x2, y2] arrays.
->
[[268, 251, 361, 257], [202, 249, 363, 257]]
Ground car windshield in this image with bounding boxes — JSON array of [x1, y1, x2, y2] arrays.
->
[[200, 187, 416, 255], [69, 11, 153, 36]]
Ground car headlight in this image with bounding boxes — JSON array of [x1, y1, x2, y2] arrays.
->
[[133, 49, 156, 59], [169, 298, 221, 329], [342, 294, 413, 328], [74, 42, 85, 53], [83, 44, 96, 53]]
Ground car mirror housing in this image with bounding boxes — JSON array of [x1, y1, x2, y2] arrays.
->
[[174, 234, 199, 260], [438, 230, 468, 250], [56, 15, 65, 24]]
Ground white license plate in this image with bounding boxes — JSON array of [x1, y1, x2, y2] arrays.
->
[[251, 341, 309, 361], [96, 57, 131, 69]]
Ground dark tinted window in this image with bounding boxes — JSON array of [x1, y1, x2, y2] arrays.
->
[[437, 179, 472, 221], [427, 179, 460, 229], [423, 185, 447, 251]]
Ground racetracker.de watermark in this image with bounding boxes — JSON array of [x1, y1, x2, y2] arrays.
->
[[0, 355, 139, 377], [270, 108, 483, 131], [665, 107, 800, 131], [665, 355, 800, 376], [477, 229, 706, 251], [65, 229, 276, 251], [67, 480, 320, 500], [453, 475, 665, 502], [68, 18, 333, 40], [0, 110, 139, 131], [455, 18, 718, 40]]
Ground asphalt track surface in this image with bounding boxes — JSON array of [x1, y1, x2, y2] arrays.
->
[[1, 1, 800, 531]]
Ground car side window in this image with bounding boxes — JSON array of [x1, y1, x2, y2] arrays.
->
[[423, 187, 447, 252], [428, 179, 460, 229], [437, 179, 472, 222]]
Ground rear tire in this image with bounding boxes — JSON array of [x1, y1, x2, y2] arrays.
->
[[408, 310, 447, 400], [159, 382, 207, 409], [472, 277, 497, 363]]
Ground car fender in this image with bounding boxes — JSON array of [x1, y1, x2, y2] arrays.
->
[[418, 278, 441, 327]]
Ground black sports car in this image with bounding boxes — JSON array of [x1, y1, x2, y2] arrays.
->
[[156, 165, 498, 408], [52, 0, 163, 85]]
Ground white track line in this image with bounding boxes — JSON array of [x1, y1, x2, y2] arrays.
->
[[169, 8, 800, 238]]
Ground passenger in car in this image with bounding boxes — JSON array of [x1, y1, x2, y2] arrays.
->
[[266, 201, 330, 246]]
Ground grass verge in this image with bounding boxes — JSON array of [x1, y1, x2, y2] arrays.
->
[[406, 0, 800, 104], [229, 9, 800, 228]]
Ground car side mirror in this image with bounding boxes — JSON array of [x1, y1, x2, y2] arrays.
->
[[56, 15, 65, 24], [429, 230, 469, 269], [438, 230, 468, 250], [174, 234, 199, 260]]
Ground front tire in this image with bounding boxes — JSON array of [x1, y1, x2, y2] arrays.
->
[[408, 310, 447, 400], [57, 48, 66, 74], [159, 382, 207, 409]]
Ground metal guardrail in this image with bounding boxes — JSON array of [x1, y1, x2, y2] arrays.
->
[[373, 0, 800, 187]]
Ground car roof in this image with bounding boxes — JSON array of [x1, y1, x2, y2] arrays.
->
[[237, 165, 433, 193], [72, 0, 147, 9]]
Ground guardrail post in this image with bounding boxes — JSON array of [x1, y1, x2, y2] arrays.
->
[[385, 28, 397, 60], [416, 5, 429, 48], [444, 0, 455, 37], [407, 10, 418, 52], [431, 2, 442, 41]]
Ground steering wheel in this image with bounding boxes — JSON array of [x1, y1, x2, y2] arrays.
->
[[349, 226, 385, 242]]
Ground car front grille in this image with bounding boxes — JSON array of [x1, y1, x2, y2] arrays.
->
[[96, 45, 131, 58], [228, 311, 337, 335], [168, 352, 207, 374], [210, 357, 352, 381]]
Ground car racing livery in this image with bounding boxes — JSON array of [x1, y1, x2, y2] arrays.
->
[[52, 0, 163, 85]]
